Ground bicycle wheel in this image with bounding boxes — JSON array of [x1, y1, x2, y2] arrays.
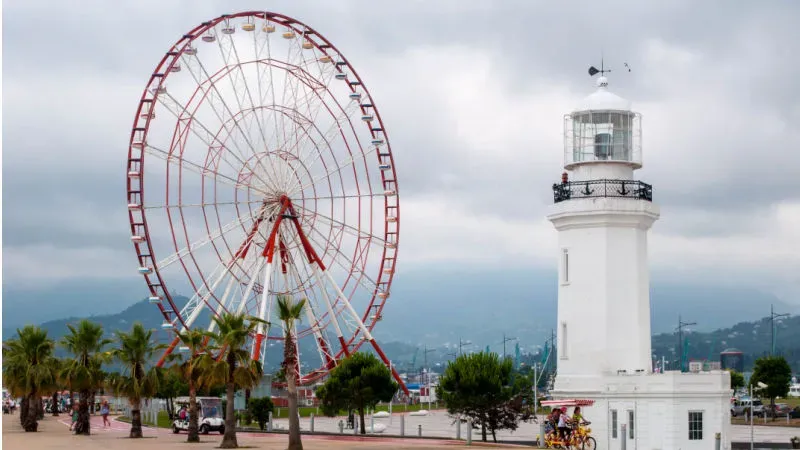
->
[[582, 436, 597, 450]]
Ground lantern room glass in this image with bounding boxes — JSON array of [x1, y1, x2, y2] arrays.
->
[[564, 110, 642, 168]]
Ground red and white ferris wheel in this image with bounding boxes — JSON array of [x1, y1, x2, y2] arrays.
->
[[125, 11, 405, 392]]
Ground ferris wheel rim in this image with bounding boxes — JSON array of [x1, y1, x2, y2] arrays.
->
[[126, 11, 400, 372]]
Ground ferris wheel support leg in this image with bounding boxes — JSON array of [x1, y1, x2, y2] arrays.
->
[[321, 269, 409, 395], [157, 337, 181, 368], [252, 258, 274, 361], [311, 265, 350, 358]]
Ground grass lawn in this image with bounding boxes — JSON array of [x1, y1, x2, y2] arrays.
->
[[118, 410, 172, 429], [271, 402, 444, 419]]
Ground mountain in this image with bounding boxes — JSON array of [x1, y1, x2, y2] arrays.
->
[[5, 266, 797, 374]]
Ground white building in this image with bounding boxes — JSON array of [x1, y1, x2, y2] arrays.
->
[[547, 73, 731, 449]]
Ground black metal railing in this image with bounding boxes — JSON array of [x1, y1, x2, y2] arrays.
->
[[552, 179, 653, 203]]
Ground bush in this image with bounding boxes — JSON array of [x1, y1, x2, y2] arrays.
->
[[247, 397, 274, 431]]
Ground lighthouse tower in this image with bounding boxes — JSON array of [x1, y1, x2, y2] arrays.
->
[[547, 72, 731, 450]]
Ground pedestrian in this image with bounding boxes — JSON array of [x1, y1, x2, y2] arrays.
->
[[70, 404, 79, 432], [100, 400, 111, 428]]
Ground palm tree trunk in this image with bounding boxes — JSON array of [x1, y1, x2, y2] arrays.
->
[[220, 351, 238, 449], [77, 389, 91, 435], [285, 326, 303, 449], [19, 396, 28, 426], [287, 370, 303, 448], [23, 392, 39, 432], [129, 398, 143, 438], [187, 382, 200, 443], [358, 404, 366, 435], [51, 391, 60, 416]]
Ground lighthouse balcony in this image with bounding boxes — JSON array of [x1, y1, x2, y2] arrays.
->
[[552, 179, 652, 204]]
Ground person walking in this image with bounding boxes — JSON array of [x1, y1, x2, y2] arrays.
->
[[100, 400, 111, 428], [69, 404, 79, 432]]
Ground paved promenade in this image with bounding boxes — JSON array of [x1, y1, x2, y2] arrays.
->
[[3, 410, 796, 449], [1, 413, 522, 449]]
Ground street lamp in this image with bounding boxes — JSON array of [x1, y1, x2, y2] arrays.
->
[[750, 381, 768, 450], [500, 333, 517, 360], [458, 338, 472, 355]]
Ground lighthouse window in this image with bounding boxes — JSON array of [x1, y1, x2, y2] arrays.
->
[[560, 321, 568, 359], [628, 410, 635, 438], [611, 410, 618, 439], [688, 411, 703, 440], [561, 249, 569, 284]]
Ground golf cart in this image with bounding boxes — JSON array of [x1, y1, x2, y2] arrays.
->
[[172, 397, 225, 435]]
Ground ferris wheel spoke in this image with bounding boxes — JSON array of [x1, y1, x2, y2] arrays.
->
[[144, 199, 265, 210], [293, 203, 385, 245], [305, 228, 380, 298], [144, 144, 263, 196], [176, 55, 281, 192], [291, 142, 379, 197], [216, 25, 274, 178], [292, 99, 361, 175], [155, 91, 279, 193], [156, 203, 267, 269]]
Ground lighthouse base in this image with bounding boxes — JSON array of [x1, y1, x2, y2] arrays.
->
[[551, 370, 731, 450]]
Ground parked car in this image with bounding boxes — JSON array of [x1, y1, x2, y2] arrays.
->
[[765, 403, 792, 417], [733, 398, 764, 417]]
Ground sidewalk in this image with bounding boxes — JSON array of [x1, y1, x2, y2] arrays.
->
[[1, 413, 522, 449]]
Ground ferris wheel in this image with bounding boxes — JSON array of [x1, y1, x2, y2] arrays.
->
[[125, 11, 404, 392]]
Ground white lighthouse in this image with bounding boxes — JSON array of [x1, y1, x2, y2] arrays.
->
[[547, 72, 732, 450]]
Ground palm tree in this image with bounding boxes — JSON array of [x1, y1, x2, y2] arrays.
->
[[2, 326, 58, 432], [169, 328, 213, 443], [60, 320, 111, 435], [204, 313, 265, 449], [109, 322, 162, 438], [277, 295, 306, 450]]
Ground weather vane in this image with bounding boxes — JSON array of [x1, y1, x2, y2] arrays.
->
[[588, 58, 632, 77]]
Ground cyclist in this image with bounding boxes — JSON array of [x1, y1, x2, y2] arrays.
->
[[557, 407, 571, 441], [572, 406, 584, 425]]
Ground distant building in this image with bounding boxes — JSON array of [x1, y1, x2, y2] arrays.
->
[[720, 348, 744, 373]]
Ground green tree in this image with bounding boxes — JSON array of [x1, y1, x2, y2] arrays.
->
[[728, 369, 745, 392], [247, 397, 274, 431], [2, 326, 59, 432], [155, 369, 187, 421], [60, 320, 111, 435], [749, 355, 792, 419], [169, 328, 213, 443], [437, 352, 533, 442], [277, 295, 305, 449], [204, 313, 265, 449], [109, 323, 162, 438], [317, 352, 398, 435]]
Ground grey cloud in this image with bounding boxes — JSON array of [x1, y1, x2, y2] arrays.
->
[[3, 0, 799, 296]]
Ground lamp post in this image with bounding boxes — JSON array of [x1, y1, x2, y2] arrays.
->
[[458, 338, 472, 355], [422, 346, 435, 411], [500, 333, 517, 360], [769, 304, 789, 356], [751, 381, 768, 450], [675, 315, 696, 372]]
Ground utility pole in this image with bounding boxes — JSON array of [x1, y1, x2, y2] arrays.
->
[[458, 338, 472, 355], [500, 333, 517, 360], [423, 346, 435, 411], [769, 304, 789, 356], [675, 315, 696, 372]]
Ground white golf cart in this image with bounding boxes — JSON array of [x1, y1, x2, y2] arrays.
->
[[172, 397, 225, 435]]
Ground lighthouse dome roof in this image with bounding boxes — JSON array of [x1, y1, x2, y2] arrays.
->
[[575, 76, 631, 112]]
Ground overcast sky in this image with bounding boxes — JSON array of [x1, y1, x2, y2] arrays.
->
[[3, 0, 799, 314]]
